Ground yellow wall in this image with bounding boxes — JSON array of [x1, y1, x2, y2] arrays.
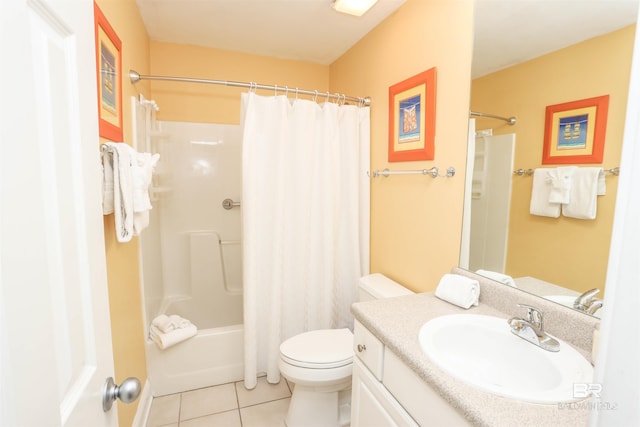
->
[[330, 0, 475, 292], [149, 41, 330, 124], [471, 25, 635, 296], [94, 0, 150, 425]]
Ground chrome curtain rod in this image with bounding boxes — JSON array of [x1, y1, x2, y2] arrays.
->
[[129, 70, 371, 107], [470, 111, 517, 125]]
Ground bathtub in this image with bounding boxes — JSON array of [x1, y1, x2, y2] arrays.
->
[[146, 322, 244, 396], [145, 265, 244, 397]]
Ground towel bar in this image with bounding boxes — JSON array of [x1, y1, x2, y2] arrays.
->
[[222, 198, 241, 210], [513, 167, 620, 177]]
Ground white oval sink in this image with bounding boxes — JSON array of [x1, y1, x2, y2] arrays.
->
[[418, 314, 593, 404], [544, 295, 602, 318]]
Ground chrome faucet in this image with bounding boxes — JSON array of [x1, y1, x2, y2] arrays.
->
[[508, 304, 560, 352], [585, 299, 603, 315], [573, 288, 603, 315]]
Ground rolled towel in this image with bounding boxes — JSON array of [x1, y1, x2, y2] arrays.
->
[[151, 314, 192, 333], [475, 269, 517, 288], [168, 314, 192, 329], [435, 274, 480, 309], [151, 314, 174, 333], [150, 324, 197, 350]]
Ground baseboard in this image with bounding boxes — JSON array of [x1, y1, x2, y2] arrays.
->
[[132, 379, 153, 427]]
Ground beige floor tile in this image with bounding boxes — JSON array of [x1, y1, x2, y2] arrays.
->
[[179, 410, 242, 427], [235, 376, 291, 408], [239, 398, 290, 427], [146, 393, 181, 427], [180, 383, 238, 421]]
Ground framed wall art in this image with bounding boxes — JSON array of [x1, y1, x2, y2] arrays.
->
[[542, 95, 609, 164], [388, 67, 437, 162], [94, 2, 123, 141]]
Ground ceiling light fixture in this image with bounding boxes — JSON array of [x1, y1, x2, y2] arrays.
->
[[332, 0, 379, 17]]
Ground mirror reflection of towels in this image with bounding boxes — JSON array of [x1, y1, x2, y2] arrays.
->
[[562, 167, 604, 220], [546, 166, 577, 204], [530, 169, 560, 218]]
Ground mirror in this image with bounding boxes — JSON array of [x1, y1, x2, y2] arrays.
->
[[461, 0, 639, 317]]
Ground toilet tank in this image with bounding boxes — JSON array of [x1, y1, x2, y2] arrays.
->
[[358, 273, 414, 302]]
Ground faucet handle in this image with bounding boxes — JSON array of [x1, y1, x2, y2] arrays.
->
[[574, 288, 600, 310], [516, 304, 544, 330]]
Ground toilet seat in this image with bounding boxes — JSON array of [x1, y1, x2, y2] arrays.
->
[[280, 328, 353, 369]]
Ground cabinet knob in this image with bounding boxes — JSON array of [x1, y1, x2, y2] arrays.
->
[[357, 344, 367, 352]]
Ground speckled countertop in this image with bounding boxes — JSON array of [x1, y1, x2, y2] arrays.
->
[[351, 269, 599, 427]]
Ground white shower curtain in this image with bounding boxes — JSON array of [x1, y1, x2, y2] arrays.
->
[[241, 92, 370, 389]]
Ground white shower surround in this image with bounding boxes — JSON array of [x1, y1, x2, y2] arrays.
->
[[140, 121, 245, 396]]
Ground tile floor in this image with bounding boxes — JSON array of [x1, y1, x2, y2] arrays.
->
[[146, 376, 292, 427]]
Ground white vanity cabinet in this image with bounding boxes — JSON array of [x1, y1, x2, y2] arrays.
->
[[351, 320, 471, 427]]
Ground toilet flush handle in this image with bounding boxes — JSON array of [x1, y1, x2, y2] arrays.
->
[[357, 344, 366, 352]]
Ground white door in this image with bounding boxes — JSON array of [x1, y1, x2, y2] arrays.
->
[[0, 0, 117, 425]]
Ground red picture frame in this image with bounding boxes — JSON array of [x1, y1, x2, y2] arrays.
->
[[388, 68, 437, 162], [94, 3, 123, 141], [542, 95, 609, 165]]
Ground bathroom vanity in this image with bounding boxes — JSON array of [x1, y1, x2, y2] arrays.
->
[[352, 320, 470, 426], [350, 268, 600, 426]]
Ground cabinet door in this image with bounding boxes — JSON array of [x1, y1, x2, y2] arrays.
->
[[351, 358, 418, 427]]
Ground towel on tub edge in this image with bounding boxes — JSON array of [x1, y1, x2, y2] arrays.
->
[[152, 314, 192, 333], [150, 323, 197, 350]]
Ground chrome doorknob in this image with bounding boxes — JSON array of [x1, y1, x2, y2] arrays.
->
[[102, 376, 141, 412]]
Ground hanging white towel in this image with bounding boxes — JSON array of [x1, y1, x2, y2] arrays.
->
[[101, 143, 135, 242], [597, 169, 606, 196], [546, 166, 577, 204], [434, 274, 480, 309], [150, 324, 197, 350], [530, 168, 561, 218], [562, 167, 604, 220]]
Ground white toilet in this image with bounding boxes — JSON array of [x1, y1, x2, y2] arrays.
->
[[278, 273, 413, 427]]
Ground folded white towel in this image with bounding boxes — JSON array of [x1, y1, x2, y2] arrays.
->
[[530, 168, 561, 218], [475, 269, 517, 288], [150, 323, 197, 350], [546, 166, 577, 204], [562, 167, 603, 220], [151, 314, 192, 333], [435, 274, 480, 309], [101, 143, 135, 242]]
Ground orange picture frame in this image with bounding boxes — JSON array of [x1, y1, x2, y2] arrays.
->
[[388, 68, 437, 162], [94, 2, 123, 141], [542, 95, 609, 165]]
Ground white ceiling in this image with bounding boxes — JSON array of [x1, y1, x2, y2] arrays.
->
[[135, 0, 639, 77], [135, 0, 407, 65], [473, 0, 639, 78]]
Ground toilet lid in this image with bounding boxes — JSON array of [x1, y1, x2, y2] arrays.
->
[[280, 328, 354, 369]]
